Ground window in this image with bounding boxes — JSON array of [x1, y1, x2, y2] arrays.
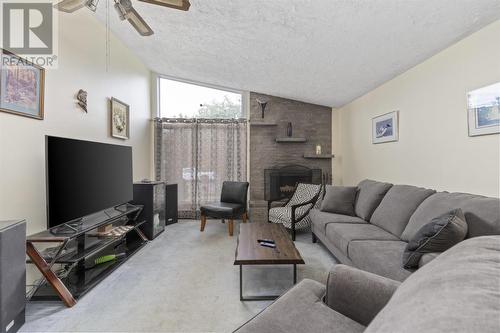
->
[[158, 77, 243, 119]]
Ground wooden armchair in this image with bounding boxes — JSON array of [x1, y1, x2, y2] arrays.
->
[[268, 183, 323, 241]]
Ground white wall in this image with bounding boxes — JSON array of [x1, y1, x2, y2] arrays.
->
[[334, 20, 500, 197], [0, 11, 153, 235]]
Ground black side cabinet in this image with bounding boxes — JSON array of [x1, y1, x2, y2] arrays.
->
[[165, 184, 178, 225], [0, 220, 25, 333], [132, 182, 166, 240]]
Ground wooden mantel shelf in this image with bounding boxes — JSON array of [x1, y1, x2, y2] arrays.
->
[[250, 122, 278, 126], [275, 137, 307, 143], [303, 154, 335, 159]]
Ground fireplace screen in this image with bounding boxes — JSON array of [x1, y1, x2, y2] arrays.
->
[[264, 165, 322, 201]]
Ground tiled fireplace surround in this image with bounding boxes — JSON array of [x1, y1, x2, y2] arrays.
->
[[249, 92, 332, 222]]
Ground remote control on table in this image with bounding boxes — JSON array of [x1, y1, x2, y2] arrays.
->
[[260, 242, 276, 248], [257, 239, 275, 244]]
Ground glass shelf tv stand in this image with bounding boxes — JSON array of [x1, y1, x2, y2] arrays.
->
[[26, 203, 147, 307]]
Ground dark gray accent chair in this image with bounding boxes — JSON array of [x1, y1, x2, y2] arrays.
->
[[200, 181, 249, 236], [234, 236, 500, 333]]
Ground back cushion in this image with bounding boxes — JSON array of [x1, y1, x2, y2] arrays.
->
[[288, 183, 321, 206], [401, 192, 500, 242], [370, 185, 436, 237], [221, 181, 249, 204], [355, 179, 393, 220], [365, 236, 500, 333]]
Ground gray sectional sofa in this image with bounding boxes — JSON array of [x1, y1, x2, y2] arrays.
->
[[235, 236, 500, 332], [310, 179, 500, 281]]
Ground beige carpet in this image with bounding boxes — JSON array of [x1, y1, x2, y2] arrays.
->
[[22, 220, 337, 333]]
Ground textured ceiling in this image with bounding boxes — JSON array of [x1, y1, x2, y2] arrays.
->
[[94, 0, 500, 107]]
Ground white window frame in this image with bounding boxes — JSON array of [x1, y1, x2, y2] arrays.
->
[[154, 74, 249, 119]]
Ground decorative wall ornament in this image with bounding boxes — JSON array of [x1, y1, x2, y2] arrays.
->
[[110, 97, 130, 139], [467, 82, 500, 137], [0, 49, 45, 120], [286, 122, 293, 137], [372, 111, 399, 144], [256, 98, 268, 118], [76, 89, 87, 113], [315, 144, 322, 155]]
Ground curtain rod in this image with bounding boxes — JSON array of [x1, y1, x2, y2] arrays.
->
[[154, 117, 247, 124]]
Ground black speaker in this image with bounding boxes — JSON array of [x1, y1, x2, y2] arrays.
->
[[132, 182, 166, 240], [165, 184, 178, 225], [0, 220, 26, 333]]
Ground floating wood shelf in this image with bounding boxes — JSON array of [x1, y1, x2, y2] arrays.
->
[[275, 137, 307, 143], [303, 154, 335, 159], [250, 122, 278, 126]]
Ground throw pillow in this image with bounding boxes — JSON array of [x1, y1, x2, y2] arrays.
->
[[403, 209, 468, 269], [320, 185, 358, 216]]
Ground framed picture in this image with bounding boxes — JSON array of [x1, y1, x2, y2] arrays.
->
[[0, 49, 45, 119], [110, 97, 130, 139], [372, 111, 399, 144], [467, 82, 500, 137]]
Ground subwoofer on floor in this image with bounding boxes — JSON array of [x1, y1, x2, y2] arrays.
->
[[0, 220, 26, 333]]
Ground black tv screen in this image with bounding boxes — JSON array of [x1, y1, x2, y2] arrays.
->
[[46, 136, 133, 228]]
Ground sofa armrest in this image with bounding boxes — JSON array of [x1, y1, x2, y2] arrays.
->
[[325, 264, 400, 326]]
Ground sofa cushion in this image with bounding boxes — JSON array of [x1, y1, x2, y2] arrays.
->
[[348, 240, 412, 281], [370, 185, 436, 237], [401, 192, 500, 242], [310, 209, 367, 236], [235, 279, 365, 333], [355, 179, 393, 220], [325, 223, 399, 255], [320, 185, 358, 216], [365, 236, 500, 333], [403, 208, 468, 269]]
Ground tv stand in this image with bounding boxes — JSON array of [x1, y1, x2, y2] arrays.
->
[[26, 203, 147, 307]]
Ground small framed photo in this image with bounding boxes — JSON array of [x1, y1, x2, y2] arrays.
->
[[467, 82, 500, 137], [372, 111, 399, 144], [0, 49, 45, 120], [110, 97, 130, 139]]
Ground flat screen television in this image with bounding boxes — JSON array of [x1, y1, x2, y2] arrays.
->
[[46, 136, 133, 228]]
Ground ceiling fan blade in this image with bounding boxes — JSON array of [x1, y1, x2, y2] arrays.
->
[[126, 6, 154, 36], [54, 0, 87, 12], [137, 0, 190, 11]]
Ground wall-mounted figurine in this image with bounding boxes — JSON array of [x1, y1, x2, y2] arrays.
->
[[256, 98, 268, 118], [76, 89, 88, 113]]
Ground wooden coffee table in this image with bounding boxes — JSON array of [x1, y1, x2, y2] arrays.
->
[[234, 223, 305, 301]]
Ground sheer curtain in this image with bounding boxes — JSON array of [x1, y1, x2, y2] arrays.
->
[[155, 118, 247, 218]]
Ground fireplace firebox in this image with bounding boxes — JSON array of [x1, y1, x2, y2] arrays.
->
[[264, 165, 322, 201]]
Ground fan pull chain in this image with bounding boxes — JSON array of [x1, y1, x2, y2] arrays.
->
[[105, 0, 110, 72]]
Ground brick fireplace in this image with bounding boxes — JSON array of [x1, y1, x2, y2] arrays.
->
[[249, 92, 332, 222], [264, 165, 322, 201]]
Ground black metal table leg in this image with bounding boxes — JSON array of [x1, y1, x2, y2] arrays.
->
[[239, 265, 243, 301], [239, 264, 299, 301]]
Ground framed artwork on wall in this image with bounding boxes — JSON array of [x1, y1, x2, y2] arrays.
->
[[467, 82, 500, 137], [0, 49, 45, 120], [110, 97, 130, 139], [372, 111, 399, 144]]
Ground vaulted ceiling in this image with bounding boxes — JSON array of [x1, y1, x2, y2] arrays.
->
[[96, 0, 500, 107]]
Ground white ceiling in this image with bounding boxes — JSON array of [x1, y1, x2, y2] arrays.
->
[[94, 0, 500, 107]]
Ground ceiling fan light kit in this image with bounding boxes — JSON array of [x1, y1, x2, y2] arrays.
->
[[86, 0, 99, 12], [54, 0, 190, 36]]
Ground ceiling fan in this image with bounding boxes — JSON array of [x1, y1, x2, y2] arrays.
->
[[54, 0, 190, 36]]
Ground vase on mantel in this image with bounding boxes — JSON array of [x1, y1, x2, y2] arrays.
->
[[286, 122, 293, 137]]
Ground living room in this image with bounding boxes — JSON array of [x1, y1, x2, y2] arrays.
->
[[0, 1, 499, 332]]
